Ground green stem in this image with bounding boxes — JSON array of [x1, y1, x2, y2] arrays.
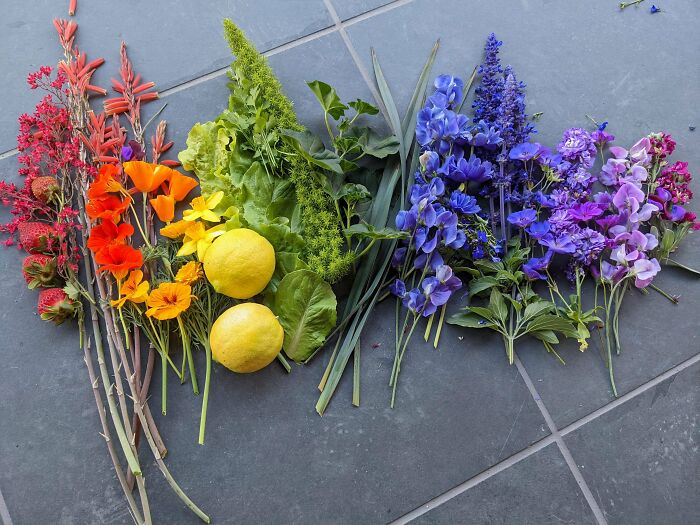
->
[[276, 353, 292, 373], [423, 312, 435, 342], [390, 317, 419, 408], [433, 304, 447, 349], [178, 316, 198, 394], [198, 340, 212, 445], [352, 339, 361, 407], [162, 347, 168, 415]]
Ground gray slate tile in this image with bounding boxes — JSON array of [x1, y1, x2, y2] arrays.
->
[[564, 362, 700, 524], [137, 299, 548, 524], [1, 0, 334, 152], [413, 445, 597, 525], [0, 156, 129, 525], [329, 0, 395, 21]]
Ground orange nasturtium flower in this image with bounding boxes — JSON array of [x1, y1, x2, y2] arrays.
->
[[88, 164, 125, 200], [123, 161, 170, 193], [87, 219, 134, 253], [95, 244, 143, 280], [145, 282, 194, 320], [162, 168, 198, 202], [86, 194, 132, 223], [160, 219, 195, 239], [174, 261, 203, 286], [177, 222, 226, 260], [183, 191, 223, 222], [150, 194, 176, 223], [111, 270, 150, 308]]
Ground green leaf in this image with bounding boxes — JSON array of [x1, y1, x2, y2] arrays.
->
[[469, 276, 499, 295], [401, 40, 439, 148], [336, 183, 371, 204], [348, 99, 379, 116], [530, 330, 560, 345], [240, 162, 273, 228], [345, 223, 408, 240], [265, 251, 308, 295], [523, 301, 554, 322], [255, 220, 305, 254], [524, 315, 578, 337], [306, 80, 348, 120], [466, 306, 496, 322], [282, 129, 344, 173], [489, 289, 508, 323], [474, 259, 504, 274], [272, 270, 337, 362], [447, 312, 495, 329], [345, 126, 400, 159]]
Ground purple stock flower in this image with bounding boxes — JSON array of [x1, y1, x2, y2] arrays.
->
[[557, 127, 597, 168], [507, 208, 537, 228]]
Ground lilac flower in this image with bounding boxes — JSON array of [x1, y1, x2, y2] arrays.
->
[[450, 191, 481, 214], [599, 158, 627, 186], [591, 129, 615, 146], [596, 212, 627, 232], [522, 251, 553, 280], [540, 233, 576, 254], [507, 208, 537, 228], [435, 264, 463, 292], [526, 221, 551, 239], [629, 137, 652, 164], [509, 142, 540, 161], [632, 258, 661, 288], [473, 33, 504, 125], [601, 261, 627, 283], [557, 127, 597, 168], [619, 164, 648, 187]]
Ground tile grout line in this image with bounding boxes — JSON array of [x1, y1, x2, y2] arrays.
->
[[0, 484, 12, 525], [388, 434, 558, 524], [559, 351, 700, 437], [321, 0, 390, 124], [1, 0, 415, 158], [514, 355, 608, 525]]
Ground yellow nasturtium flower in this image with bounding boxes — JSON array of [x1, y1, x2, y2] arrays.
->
[[177, 222, 226, 260], [111, 270, 150, 309], [183, 191, 224, 222], [175, 261, 203, 286]]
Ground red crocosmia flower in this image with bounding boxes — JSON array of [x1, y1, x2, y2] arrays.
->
[[165, 170, 198, 202], [123, 161, 170, 193], [150, 194, 175, 223], [95, 244, 143, 280], [88, 164, 125, 200], [86, 194, 132, 222], [87, 219, 134, 253]]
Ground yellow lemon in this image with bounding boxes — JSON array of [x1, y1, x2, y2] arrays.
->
[[209, 303, 284, 373], [203, 228, 275, 299]]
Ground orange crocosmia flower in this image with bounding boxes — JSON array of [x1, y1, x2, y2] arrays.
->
[[110, 270, 150, 308], [150, 194, 176, 223], [88, 164, 125, 200], [86, 194, 132, 222], [165, 170, 198, 202], [123, 160, 170, 193], [145, 282, 194, 320], [95, 244, 143, 280], [87, 219, 134, 253]]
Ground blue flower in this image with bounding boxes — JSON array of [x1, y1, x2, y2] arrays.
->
[[473, 33, 504, 125], [414, 250, 444, 271], [496, 66, 535, 148], [390, 279, 407, 297], [522, 251, 553, 280], [434, 75, 464, 108], [526, 221, 551, 239], [449, 154, 493, 184], [477, 230, 488, 244], [650, 5, 660, 13], [509, 142, 540, 161], [450, 191, 481, 214], [463, 120, 503, 149], [540, 233, 576, 254], [391, 246, 407, 268], [435, 264, 463, 292], [472, 245, 485, 259], [395, 209, 417, 231], [403, 288, 426, 314], [507, 208, 537, 228]]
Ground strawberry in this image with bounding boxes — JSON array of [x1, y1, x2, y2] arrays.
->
[[17, 222, 56, 253], [22, 254, 59, 289], [37, 288, 78, 325], [30, 176, 60, 203]]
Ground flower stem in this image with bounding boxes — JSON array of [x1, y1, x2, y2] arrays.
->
[[198, 340, 212, 445], [390, 317, 419, 408], [433, 304, 447, 349]]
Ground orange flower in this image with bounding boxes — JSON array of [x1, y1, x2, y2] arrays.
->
[[160, 219, 195, 239], [87, 219, 134, 253], [150, 194, 175, 223], [86, 194, 132, 222], [123, 161, 170, 193], [95, 244, 143, 280], [111, 270, 150, 308], [161, 167, 198, 202], [174, 261, 203, 286], [88, 164, 125, 200], [145, 282, 194, 320]]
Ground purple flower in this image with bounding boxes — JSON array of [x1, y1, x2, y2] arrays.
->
[[601, 261, 627, 283], [391, 247, 407, 268], [569, 202, 604, 222], [449, 154, 493, 184], [433, 75, 464, 107], [632, 258, 661, 288], [396, 209, 417, 231], [414, 250, 444, 271], [507, 208, 537, 228], [435, 264, 463, 292], [629, 137, 652, 165], [522, 251, 553, 280], [403, 288, 426, 314], [557, 127, 597, 168], [473, 33, 504, 125], [540, 233, 576, 254], [667, 204, 687, 222], [121, 145, 133, 161], [612, 183, 645, 213], [463, 120, 502, 149], [526, 221, 551, 239], [496, 66, 534, 147], [450, 191, 481, 214], [509, 142, 540, 161], [390, 279, 407, 298], [591, 129, 615, 145], [619, 164, 648, 187]]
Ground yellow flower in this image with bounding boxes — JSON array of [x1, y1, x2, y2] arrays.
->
[[183, 191, 224, 222], [145, 282, 194, 320], [175, 261, 203, 286], [177, 222, 226, 260], [111, 270, 150, 309], [160, 219, 195, 239]]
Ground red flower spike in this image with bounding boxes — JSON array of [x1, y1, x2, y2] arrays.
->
[[69, 0, 77, 16]]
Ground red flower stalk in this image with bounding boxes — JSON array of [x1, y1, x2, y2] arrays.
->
[[105, 42, 159, 125]]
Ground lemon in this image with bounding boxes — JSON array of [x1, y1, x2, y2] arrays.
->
[[203, 228, 275, 299], [209, 303, 284, 373]]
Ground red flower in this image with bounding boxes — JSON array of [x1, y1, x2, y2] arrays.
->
[[88, 164, 124, 200], [95, 244, 142, 280], [87, 219, 134, 253], [86, 194, 131, 222]]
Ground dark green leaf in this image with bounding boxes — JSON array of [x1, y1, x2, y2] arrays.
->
[[348, 98, 379, 116], [469, 276, 499, 295], [306, 80, 348, 120], [524, 315, 578, 337], [523, 301, 554, 322], [447, 312, 495, 329], [530, 330, 560, 345], [282, 129, 344, 173], [345, 223, 408, 240], [489, 289, 508, 323]]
